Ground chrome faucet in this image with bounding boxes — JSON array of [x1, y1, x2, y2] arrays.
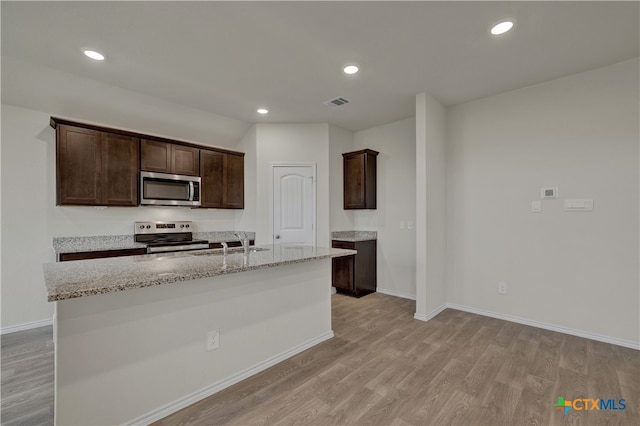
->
[[220, 241, 228, 255], [234, 232, 250, 254]]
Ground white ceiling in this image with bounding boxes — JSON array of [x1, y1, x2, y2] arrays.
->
[[2, 1, 638, 132]]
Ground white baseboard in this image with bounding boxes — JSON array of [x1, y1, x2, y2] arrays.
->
[[124, 330, 335, 426], [1, 317, 53, 335], [413, 304, 447, 322], [376, 287, 416, 300], [447, 303, 640, 351]]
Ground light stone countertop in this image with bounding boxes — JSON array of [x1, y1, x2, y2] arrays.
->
[[52, 235, 147, 254], [43, 245, 355, 302], [331, 231, 377, 242]]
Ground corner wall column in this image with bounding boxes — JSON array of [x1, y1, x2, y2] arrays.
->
[[415, 92, 447, 320]]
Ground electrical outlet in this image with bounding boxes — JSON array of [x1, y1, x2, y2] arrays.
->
[[498, 281, 508, 295], [207, 329, 220, 351], [407, 221, 414, 230]]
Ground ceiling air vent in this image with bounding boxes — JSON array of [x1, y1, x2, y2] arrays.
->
[[324, 97, 350, 107]]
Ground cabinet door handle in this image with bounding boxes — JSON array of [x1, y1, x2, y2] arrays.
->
[[188, 182, 194, 201]]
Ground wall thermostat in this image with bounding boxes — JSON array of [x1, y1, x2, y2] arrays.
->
[[541, 187, 558, 199]]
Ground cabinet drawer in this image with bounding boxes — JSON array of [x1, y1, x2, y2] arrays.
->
[[332, 241, 355, 250], [59, 248, 146, 262]]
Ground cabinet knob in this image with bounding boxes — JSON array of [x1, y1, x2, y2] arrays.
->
[[275, 234, 281, 239]]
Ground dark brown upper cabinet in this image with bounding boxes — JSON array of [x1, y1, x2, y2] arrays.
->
[[56, 124, 139, 206], [343, 149, 378, 209], [51, 117, 243, 209], [141, 139, 200, 176], [200, 150, 244, 209]]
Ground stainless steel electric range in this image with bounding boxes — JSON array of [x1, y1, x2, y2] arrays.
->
[[134, 221, 209, 254]]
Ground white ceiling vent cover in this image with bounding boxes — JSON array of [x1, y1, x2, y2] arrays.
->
[[324, 97, 350, 107]]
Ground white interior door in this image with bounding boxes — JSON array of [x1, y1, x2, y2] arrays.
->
[[272, 164, 316, 245]]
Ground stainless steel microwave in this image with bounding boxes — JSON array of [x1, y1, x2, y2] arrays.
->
[[140, 171, 201, 207]]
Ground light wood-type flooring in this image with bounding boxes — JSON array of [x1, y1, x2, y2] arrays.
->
[[155, 293, 639, 425], [1, 325, 54, 426], [1, 293, 638, 426]]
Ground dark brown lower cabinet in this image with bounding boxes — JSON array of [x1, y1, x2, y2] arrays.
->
[[331, 239, 376, 297]]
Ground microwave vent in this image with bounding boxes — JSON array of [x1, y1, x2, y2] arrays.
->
[[324, 97, 350, 107]]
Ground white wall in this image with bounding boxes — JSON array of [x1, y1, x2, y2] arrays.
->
[[1, 106, 55, 326], [446, 59, 640, 345], [2, 56, 248, 148], [254, 123, 331, 247], [234, 125, 257, 233], [328, 125, 354, 233], [250, 120, 418, 299], [415, 94, 447, 317], [1, 99, 246, 329], [352, 118, 417, 299]]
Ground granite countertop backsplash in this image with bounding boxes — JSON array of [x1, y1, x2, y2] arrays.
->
[[331, 231, 377, 242], [52, 231, 256, 254]]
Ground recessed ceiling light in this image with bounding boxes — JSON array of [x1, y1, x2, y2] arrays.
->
[[490, 19, 515, 35], [343, 65, 359, 75], [257, 108, 269, 114], [83, 50, 105, 61]]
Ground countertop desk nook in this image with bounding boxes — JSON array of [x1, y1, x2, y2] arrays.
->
[[43, 244, 355, 425]]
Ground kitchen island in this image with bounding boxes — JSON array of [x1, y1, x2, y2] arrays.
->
[[43, 245, 355, 425]]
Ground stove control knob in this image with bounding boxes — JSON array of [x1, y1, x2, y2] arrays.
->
[[146, 225, 151, 229], [185, 224, 190, 228], [139, 225, 144, 229]]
